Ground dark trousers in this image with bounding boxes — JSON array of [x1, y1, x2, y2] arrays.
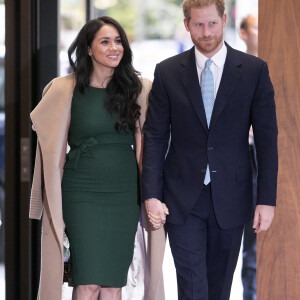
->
[[166, 184, 244, 300], [242, 220, 257, 300], [242, 143, 258, 300]]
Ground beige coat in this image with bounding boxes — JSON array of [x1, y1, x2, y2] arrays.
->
[[29, 74, 165, 299]]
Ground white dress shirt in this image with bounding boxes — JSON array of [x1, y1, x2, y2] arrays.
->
[[195, 42, 227, 99]]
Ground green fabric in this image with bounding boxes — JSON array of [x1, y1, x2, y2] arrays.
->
[[61, 87, 140, 287]]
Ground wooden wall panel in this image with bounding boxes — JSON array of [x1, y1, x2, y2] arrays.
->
[[257, 0, 300, 299]]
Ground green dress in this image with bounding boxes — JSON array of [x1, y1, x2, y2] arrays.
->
[[61, 86, 140, 287]]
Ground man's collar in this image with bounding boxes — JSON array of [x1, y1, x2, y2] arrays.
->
[[195, 42, 227, 69]]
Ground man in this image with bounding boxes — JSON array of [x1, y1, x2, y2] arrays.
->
[[239, 14, 259, 300], [240, 14, 258, 57], [142, 1, 278, 299]]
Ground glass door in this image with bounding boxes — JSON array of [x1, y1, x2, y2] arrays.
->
[[59, 0, 87, 76]]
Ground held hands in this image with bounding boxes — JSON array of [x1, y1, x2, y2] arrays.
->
[[253, 205, 275, 233], [145, 198, 169, 230]]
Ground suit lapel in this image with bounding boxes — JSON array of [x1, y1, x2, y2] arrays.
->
[[180, 48, 209, 134], [209, 45, 242, 130]]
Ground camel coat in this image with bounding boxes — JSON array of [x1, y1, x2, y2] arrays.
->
[[29, 74, 165, 300]]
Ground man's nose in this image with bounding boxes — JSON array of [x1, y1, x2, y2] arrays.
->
[[203, 25, 211, 36]]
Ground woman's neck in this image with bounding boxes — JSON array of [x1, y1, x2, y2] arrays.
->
[[90, 67, 114, 88]]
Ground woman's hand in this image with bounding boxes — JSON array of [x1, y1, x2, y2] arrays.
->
[[146, 199, 169, 230]]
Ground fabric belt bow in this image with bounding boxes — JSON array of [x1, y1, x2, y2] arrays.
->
[[66, 137, 98, 169]]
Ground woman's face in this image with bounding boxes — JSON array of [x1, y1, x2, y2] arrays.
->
[[88, 24, 124, 71]]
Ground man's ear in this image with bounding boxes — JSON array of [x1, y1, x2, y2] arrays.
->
[[240, 29, 248, 42], [184, 18, 190, 32], [222, 13, 227, 28]]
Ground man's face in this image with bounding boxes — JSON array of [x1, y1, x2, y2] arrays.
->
[[245, 16, 258, 51], [184, 4, 226, 58]]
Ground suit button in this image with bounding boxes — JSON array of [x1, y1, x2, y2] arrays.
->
[[208, 147, 213, 151], [201, 169, 206, 173]]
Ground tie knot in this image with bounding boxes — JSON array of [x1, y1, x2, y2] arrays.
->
[[205, 59, 213, 69]]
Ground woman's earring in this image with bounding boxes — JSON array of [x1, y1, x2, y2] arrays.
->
[[89, 53, 92, 56]]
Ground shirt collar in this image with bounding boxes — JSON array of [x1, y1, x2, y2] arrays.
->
[[195, 42, 227, 70]]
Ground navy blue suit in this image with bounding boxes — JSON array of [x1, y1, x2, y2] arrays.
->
[[142, 44, 278, 299]]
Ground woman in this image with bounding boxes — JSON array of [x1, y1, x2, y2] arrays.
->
[[29, 16, 151, 300]]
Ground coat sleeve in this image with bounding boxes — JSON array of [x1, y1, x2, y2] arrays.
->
[[29, 80, 54, 220], [29, 139, 44, 220], [135, 77, 152, 172], [251, 61, 278, 206], [142, 64, 171, 202]]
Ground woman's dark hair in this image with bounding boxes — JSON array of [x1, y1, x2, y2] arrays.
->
[[68, 16, 142, 132]]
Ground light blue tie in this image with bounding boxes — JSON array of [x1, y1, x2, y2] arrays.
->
[[201, 59, 215, 184]]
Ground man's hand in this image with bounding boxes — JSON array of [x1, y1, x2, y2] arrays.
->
[[145, 198, 169, 230], [253, 205, 275, 233]]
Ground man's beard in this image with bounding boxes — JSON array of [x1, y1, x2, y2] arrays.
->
[[192, 34, 223, 55]]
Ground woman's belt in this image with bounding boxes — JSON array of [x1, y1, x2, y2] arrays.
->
[[65, 135, 134, 170]]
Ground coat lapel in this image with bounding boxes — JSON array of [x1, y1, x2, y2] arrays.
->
[[180, 48, 209, 134], [209, 45, 242, 130], [31, 74, 75, 148]]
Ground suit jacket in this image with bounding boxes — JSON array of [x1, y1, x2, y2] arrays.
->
[[29, 74, 159, 299], [142, 44, 278, 229]]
